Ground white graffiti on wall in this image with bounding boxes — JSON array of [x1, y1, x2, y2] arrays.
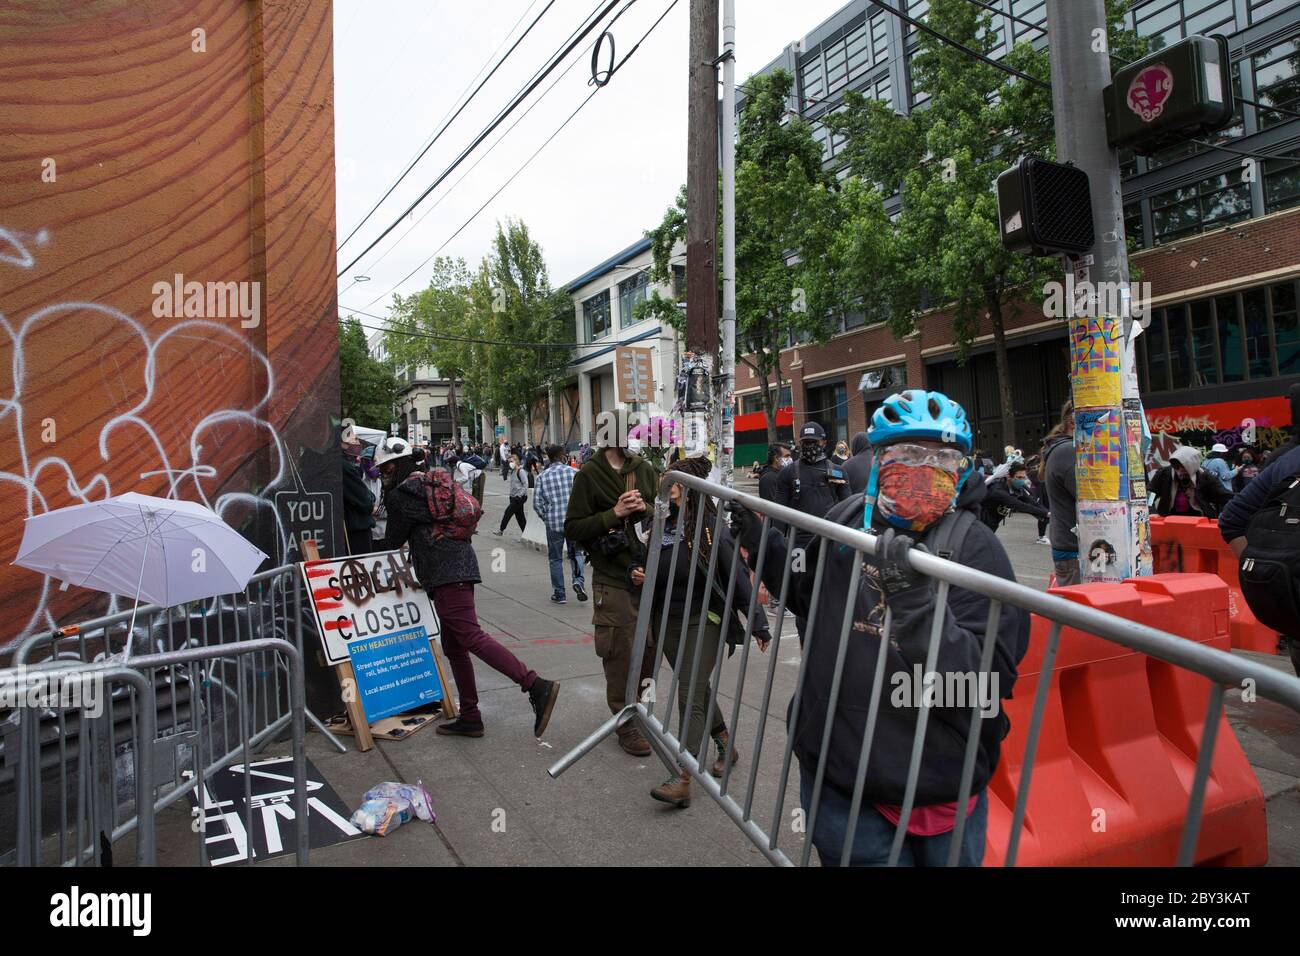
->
[[0, 225, 306, 650]]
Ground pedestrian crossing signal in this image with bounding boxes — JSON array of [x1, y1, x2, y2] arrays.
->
[[1104, 35, 1235, 156]]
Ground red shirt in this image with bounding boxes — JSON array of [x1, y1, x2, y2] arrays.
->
[[874, 795, 979, 837]]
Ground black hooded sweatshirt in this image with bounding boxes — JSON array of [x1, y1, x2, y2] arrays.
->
[[747, 477, 1029, 806], [843, 431, 874, 495]]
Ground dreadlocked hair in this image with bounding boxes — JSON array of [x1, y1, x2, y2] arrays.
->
[[664, 457, 718, 557]]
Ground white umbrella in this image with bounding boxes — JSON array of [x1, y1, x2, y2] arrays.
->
[[14, 492, 269, 659]]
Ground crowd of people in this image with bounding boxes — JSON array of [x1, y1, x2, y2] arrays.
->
[[333, 379, 1299, 867]]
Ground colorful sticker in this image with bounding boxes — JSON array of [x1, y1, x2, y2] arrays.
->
[[1078, 499, 1132, 583], [1131, 502, 1153, 577], [1070, 314, 1123, 408], [1123, 406, 1147, 501], [1075, 409, 1123, 500]]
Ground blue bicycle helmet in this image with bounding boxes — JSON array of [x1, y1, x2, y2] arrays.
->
[[863, 389, 975, 529]]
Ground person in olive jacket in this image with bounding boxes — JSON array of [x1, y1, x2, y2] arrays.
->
[[563, 439, 659, 756]]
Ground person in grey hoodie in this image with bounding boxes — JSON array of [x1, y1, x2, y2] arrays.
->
[[1151, 445, 1234, 519], [493, 453, 529, 536], [1039, 401, 1079, 585]]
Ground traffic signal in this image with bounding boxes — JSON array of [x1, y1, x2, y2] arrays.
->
[[997, 156, 1094, 257], [1105, 35, 1235, 155]]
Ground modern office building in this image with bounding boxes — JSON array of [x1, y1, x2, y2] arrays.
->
[[366, 329, 464, 445], [733, 0, 1300, 459]]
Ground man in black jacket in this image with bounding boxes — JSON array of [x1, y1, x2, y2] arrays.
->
[[843, 431, 873, 495], [980, 461, 1049, 533], [734, 389, 1029, 866], [773, 421, 848, 548]]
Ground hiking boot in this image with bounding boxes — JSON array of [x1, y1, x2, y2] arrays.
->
[[618, 727, 652, 757], [528, 678, 560, 737], [574, 582, 588, 602], [436, 718, 485, 738], [650, 769, 691, 808], [710, 729, 738, 778]]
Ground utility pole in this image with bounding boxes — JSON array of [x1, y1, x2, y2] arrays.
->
[[718, 0, 736, 487], [683, 0, 719, 460], [1047, 0, 1153, 583]]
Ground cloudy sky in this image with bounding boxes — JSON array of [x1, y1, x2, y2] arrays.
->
[[333, 0, 847, 322]]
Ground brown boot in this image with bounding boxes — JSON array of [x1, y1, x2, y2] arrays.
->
[[650, 769, 691, 808], [710, 729, 738, 778], [618, 727, 652, 757]]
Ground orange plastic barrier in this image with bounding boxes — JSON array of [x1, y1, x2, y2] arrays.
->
[[1149, 515, 1279, 653], [984, 573, 1267, 866]]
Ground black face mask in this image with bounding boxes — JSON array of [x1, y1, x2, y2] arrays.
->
[[799, 441, 823, 464]]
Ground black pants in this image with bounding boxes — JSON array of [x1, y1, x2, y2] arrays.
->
[[499, 496, 527, 533], [1036, 516, 1049, 537]]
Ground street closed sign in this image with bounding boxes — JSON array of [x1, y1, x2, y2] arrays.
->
[[300, 549, 441, 665]]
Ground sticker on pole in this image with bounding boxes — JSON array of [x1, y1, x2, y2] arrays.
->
[[1127, 63, 1174, 123]]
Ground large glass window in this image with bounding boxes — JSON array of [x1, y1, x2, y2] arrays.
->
[[1275, 282, 1300, 377], [1124, 201, 1145, 248], [1215, 294, 1244, 382], [1166, 304, 1192, 389], [800, 55, 825, 108], [741, 386, 792, 415], [1265, 149, 1300, 214], [618, 270, 650, 326], [1011, 0, 1046, 40], [583, 289, 610, 341], [1147, 309, 1170, 391], [1189, 299, 1217, 385], [1250, 0, 1292, 23], [1242, 288, 1273, 379], [870, 12, 889, 64], [1253, 37, 1300, 129], [1150, 172, 1251, 243], [1136, 0, 1235, 50]]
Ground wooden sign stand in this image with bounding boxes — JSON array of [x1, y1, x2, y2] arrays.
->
[[300, 540, 457, 753]]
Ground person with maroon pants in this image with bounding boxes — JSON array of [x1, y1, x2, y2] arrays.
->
[[373, 436, 559, 737]]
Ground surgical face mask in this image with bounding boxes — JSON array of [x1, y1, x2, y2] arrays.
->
[[1241, 457, 1253, 466], [780, 455, 793, 468], [876, 462, 957, 532], [1011, 477, 1029, 490]]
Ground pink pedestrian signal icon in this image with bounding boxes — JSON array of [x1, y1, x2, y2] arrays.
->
[[1127, 64, 1174, 123]]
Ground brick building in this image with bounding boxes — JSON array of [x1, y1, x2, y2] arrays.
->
[[733, 0, 1300, 463]]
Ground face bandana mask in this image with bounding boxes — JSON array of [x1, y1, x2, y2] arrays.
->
[[876, 462, 957, 531]]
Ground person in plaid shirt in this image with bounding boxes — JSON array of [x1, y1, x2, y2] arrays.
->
[[534, 444, 588, 605]]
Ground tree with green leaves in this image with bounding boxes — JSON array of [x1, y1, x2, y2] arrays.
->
[[384, 257, 478, 431], [827, 0, 1145, 451], [476, 218, 572, 443], [642, 69, 853, 442], [338, 316, 398, 428]]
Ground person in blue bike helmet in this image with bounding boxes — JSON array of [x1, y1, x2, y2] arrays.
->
[[731, 389, 1029, 866]]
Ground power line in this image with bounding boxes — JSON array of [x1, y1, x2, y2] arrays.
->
[[338, 0, 624, 279], [337, 0, 557, 253], [338, 10, 596, 302], [357, 0, 680, 312], [344, 310, 669, 351]]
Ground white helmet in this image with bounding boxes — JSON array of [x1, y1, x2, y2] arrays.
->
[[373, 436, 413, 466]]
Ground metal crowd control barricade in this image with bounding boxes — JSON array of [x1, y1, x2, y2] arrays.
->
[[4, 564, 320, 866], [550, 472, 1300, 867], [7, 638, 308, 866]]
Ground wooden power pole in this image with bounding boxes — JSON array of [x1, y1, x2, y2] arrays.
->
[[686, 0, 719, 359]]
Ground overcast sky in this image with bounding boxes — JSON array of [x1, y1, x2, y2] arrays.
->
[[333, 0, 848, 323]]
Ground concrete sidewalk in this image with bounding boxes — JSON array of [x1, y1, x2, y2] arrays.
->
[[153, 469, 1299, 866]]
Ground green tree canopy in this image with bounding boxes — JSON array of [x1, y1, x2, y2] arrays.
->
[[338, 315, 398, 428]]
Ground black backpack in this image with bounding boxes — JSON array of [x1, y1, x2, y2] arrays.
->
[[1239, 471, 1300, 637]]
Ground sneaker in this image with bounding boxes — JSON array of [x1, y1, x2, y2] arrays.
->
[[528, 678, 560, 737], [1036, 535, 1051, 545], [550, 593, 567, 605], [491, 529, 504, 537], [436, 718, 485, 738], [573, 582, 588, 602]]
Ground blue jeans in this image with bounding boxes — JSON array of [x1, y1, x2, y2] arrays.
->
[[798, 764, 987, 867], [545, 528, 584, 597]]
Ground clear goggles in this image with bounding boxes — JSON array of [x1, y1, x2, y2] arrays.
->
[[877, 443, 966, 473]]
